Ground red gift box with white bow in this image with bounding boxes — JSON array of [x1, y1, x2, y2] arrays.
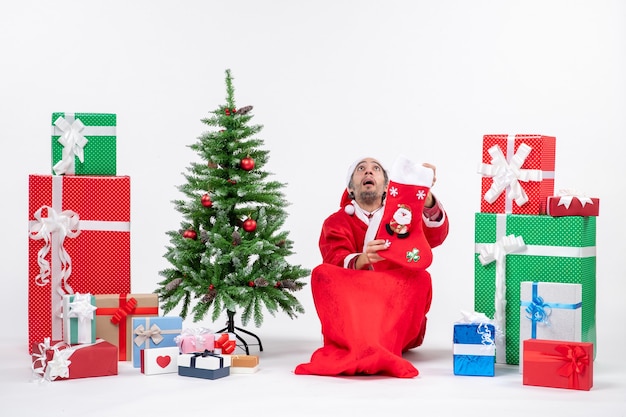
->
[[478, 134, 556, 215], [28, 175, 131, 353], [546, 191, 599, 217]]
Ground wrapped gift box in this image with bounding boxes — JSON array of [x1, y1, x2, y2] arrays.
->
[[51, 112, 117, 175], [132, 316, 183, 368], [95, 293, 159, 361], [474, 212, 596, 365], [63, 293, 97, 344], [31, 339, 118, 381], [478, 134, 556, 215], [28, 175, 131, 352], [178, 352, 230, 380], [546, 194, 600, 217], [140, 346, 179, 375], [175, 328, 215, 354], [519, 281, 582, 370], [223, 354, 260, 374], [453, 323, 496, 377], [523, 339, 593, 391]]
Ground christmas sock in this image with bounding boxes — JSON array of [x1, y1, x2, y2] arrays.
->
[[375, 156, 433, 270]]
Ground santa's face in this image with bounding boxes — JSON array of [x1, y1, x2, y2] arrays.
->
[[392, 206, 412, 225], [349, 158, 386, 206]]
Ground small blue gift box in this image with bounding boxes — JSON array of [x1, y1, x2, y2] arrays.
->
[[178, 351, 230, 380], [453, 323, 496, 376], [131, 316, 183, 368]]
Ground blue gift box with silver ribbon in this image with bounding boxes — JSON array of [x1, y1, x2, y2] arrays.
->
[[453, 322, 496, 376]]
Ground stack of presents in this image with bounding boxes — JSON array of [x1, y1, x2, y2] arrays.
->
[[453, 134, 598, 391], [28, 112, 259, 382]]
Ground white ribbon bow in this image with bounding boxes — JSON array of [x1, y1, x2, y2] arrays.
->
[[67, 292, 97, 322], [557, 189, 594, 209], [478, 143, 543, 208], [28, 206, 80, 291], [52, 116, 89, 175]]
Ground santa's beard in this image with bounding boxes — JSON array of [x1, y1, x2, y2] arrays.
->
[[358, 190, 382, 206]]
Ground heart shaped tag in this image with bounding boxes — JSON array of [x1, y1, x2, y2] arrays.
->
[[156, 355, 171, 368]]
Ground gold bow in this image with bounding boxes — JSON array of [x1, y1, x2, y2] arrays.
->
[[133, 323, 164, 347]]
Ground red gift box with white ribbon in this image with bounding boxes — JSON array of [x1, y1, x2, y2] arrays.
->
[[28, 175, 131, 353], [478, 134, 556, 215], [546, 190, 599, 217]]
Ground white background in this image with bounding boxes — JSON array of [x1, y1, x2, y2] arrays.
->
[[1, 1, 625, 415]]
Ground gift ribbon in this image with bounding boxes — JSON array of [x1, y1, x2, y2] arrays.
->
[[524, 343, 589, 389], [175, 328, 215, 352], [190, 350, 224, 369], [133, 324, 165, 346], [477, 233, 526, 363], [475, 213, 596, 363], [521, 282, 582, 339], [52, 115, 88, 175], [28, 176, 131, 340], [214, 333, 237, 354], [556, 189, 594, 209], [66, 292, 97, 344], [477, 136, 544, 213]]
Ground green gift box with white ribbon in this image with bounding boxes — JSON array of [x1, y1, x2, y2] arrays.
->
[[474, 212, 596, 365], [51, 112, 116, 175]]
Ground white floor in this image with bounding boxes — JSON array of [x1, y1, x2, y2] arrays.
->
[[2, 326, 625, 417]]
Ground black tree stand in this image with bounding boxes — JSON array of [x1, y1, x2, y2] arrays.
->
[[216, 310, 263, 355]]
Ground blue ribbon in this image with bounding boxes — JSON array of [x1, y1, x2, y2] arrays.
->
[[520, 282, 582, 338]]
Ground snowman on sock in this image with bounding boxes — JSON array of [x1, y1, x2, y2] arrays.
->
[[376, 155, 434, 270]]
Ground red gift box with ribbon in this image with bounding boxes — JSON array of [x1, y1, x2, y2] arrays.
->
[[28, 175, 131, 353], [546, 190, 600, 217], [478, 134, 556, 215], [95, 294, 159, 361], [31, 338, 118, 381], [522, 339, 593, 391]]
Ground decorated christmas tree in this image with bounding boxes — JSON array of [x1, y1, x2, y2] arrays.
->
[[156, 69, 309, 335]]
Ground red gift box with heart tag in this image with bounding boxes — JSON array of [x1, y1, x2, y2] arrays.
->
[[140, 346, 179, 375]]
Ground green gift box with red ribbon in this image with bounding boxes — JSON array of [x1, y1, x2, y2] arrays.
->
[[28, 175, 131, 353], [51, 112, 117, 176], [95, 293, 159, 361], [474, 212, 596, 365]]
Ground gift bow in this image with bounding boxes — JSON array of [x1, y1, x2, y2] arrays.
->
[[110, 297, 138, 325], [175, 328, 214, 348], [52, 116, 88, 175], [67, 293, 97, 322], [478, 143, 543, 207], [28, 205, 81, 291], [31, 338, 72, 381], [214, 333, 236, 354], [133, 323, 164, 346], [524, 295, 552, 325], [556, 189, 594, 209]]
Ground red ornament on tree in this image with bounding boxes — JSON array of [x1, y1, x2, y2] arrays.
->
[[227, 179, 237, 185], [183, 229, 197, 240], [201, 194, 213, 207], [248, 281, 255, 287], [242, 218, 257, 232], [240, 156, 255, 171]]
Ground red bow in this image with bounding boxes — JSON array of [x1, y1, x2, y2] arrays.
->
[[555, 344, 589, 389], [110, 297, 137, 325], [215, 333, 236, 354]]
